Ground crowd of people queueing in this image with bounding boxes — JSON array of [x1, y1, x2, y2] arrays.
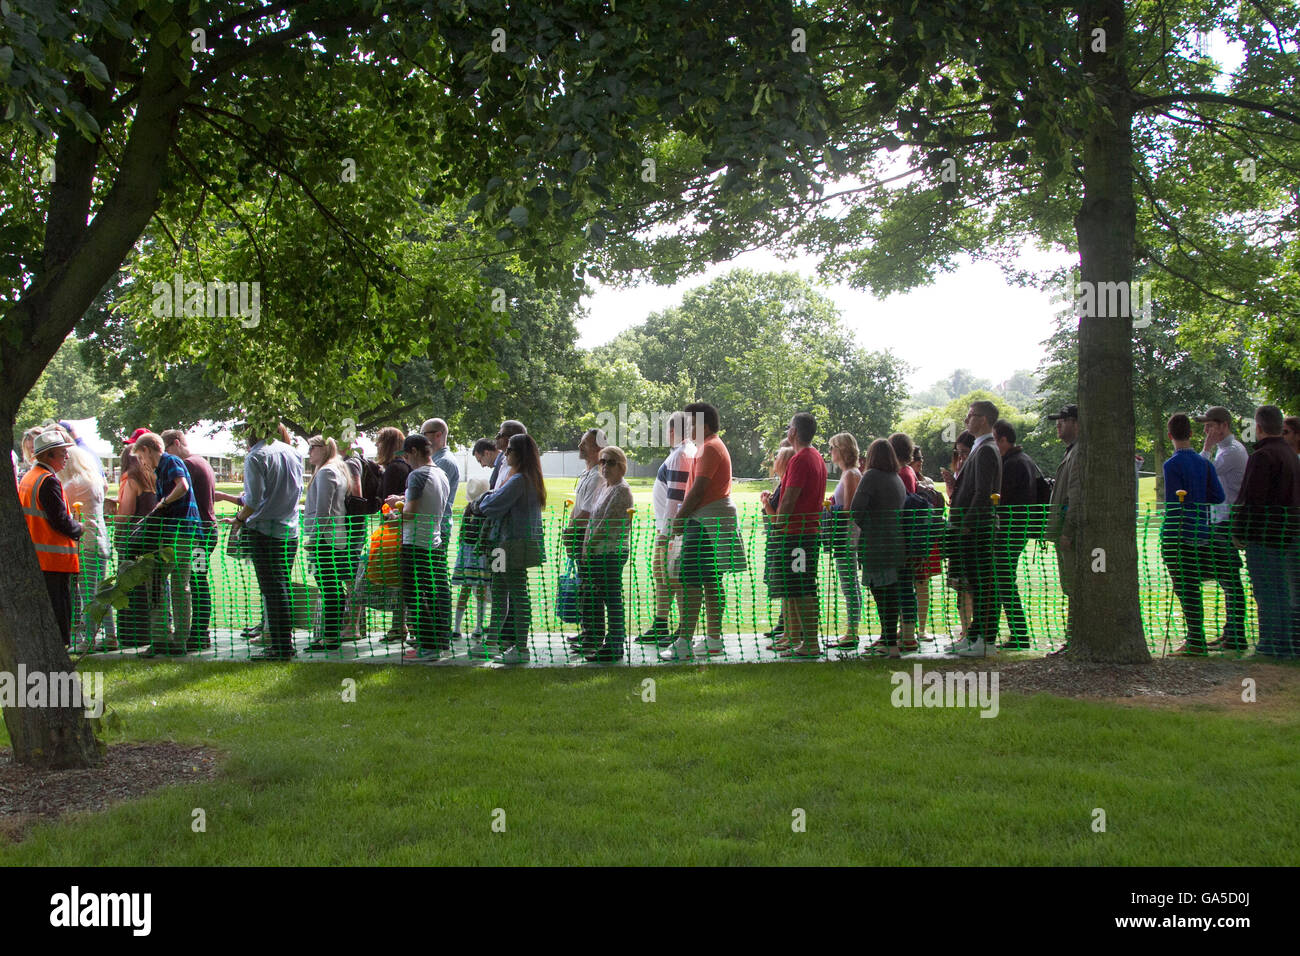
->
[[13, 398, 1300, 663]]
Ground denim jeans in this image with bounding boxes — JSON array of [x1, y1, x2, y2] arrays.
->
[[490, 566, 531, 651], [1162, 537, 1208, 648], [831, 538, 862, 633], [584, 550, 628, 653], [1206, 525, 1247, 643], [1245, 543, 1299, 658]]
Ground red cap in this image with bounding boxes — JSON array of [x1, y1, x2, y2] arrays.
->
[[124, 427, 150, 444]]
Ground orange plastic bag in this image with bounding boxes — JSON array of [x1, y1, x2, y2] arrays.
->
[[366, 523, 403, 587]]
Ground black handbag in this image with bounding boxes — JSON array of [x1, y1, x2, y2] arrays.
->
[[125, 514, 165, 560]]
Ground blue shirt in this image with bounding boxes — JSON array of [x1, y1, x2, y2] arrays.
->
[[244, 439, 304, 539], [477, 472, 544, 554], [154, 453, 200, 522], [1162, 448, 1224, 540], [431, 446, 460, 543]]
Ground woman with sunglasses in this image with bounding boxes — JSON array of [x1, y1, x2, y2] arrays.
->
[[577, 445, 634, 663]]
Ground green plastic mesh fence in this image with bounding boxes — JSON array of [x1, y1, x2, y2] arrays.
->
[[66, 500, 1297, 663]]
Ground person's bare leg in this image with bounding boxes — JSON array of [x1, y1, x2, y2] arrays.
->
[[915, 576, 930, 637], [675, 584, 704, 642], [959, 590, 973, 638], [652, 536, 672, 619], [703, 580, 724, 641], [795, 594, 819, 652], [782, 596, 799, 645]]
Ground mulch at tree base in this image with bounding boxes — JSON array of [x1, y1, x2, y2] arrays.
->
[[0, 742, 220, 843], [925, 655, 1299, 705]]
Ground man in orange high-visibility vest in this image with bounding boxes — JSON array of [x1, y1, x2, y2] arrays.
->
[[18, 427, 84, 646]]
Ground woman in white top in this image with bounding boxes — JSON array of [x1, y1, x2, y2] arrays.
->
[[304, 435, 351, 651], [60, 445, 116, 651], [827, 433, 863, 648]]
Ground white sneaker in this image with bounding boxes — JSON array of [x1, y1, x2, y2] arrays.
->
[[948, 637, 974, 653], [956, 638, 997, 658], [658, 637, 694, 662], [692, 637, 725, 657], [491, 646, 530, 665]]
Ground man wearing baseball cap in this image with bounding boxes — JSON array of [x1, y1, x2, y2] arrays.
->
[[1195, 405, 1249, 651], [18, 427, 85, 646], [1045, 405, 1081, 654]]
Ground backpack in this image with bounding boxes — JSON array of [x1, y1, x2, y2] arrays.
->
[[344, 454, 384, 516], [901, 491, 944, 559], [1028, 465, 1055, 539]]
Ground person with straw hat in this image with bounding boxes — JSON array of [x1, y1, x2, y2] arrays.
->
[[18, 427, 84, 646]]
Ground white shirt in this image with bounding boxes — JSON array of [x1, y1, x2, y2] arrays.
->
[[573, 464, 603, 517], [652, 440, 696, 535], [1202, 433, 1248, 524]]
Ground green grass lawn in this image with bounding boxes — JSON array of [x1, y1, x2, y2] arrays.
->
[[2, 658, 1295, 865]]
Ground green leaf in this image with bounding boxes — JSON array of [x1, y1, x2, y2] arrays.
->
[[507, 205, 529, 227], [158, 22, 182, 48]]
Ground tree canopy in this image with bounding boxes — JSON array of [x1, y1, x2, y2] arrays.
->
[[591, 269, 909, 475]]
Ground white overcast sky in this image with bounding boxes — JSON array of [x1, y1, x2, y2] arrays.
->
[[579, 244, 1075, 391], [578, 33, 1244, 393]]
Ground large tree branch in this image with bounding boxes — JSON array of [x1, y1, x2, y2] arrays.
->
[[1134, 91, 1300, 125], [192, 13, 382, 89], [1, 38, 191, 411]]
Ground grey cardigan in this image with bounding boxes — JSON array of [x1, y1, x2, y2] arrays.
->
[[851, 467, 906, 587], [584, 480, 635, 555]]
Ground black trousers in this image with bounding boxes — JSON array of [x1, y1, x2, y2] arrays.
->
[[992, 530, 1030, 641], [433, 542, 451, 644], [960, 528, 1000, 642], [489, 567, 530, 651], [402, 544, 451, 651], [312, 539, 359, 645], [189, 523, 218, 642], [247, 529, 298, 653], [583, 551, 629, 650], [44, 570, 75, 646], [868, 579, 907, 641]]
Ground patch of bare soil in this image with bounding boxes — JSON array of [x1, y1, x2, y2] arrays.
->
[[953, 656, 1300, 716], [0, 742, 220, 843]]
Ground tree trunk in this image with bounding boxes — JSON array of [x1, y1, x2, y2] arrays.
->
[[1069, 0, 1151, 662], [0, 36, 188, 766], [1152, 407, 1168, 501], [0, 409, 102, 767]]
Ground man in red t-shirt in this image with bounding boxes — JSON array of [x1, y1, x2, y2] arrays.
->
[[775, 412, 827, 657], [662, 402, 733, 659]]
